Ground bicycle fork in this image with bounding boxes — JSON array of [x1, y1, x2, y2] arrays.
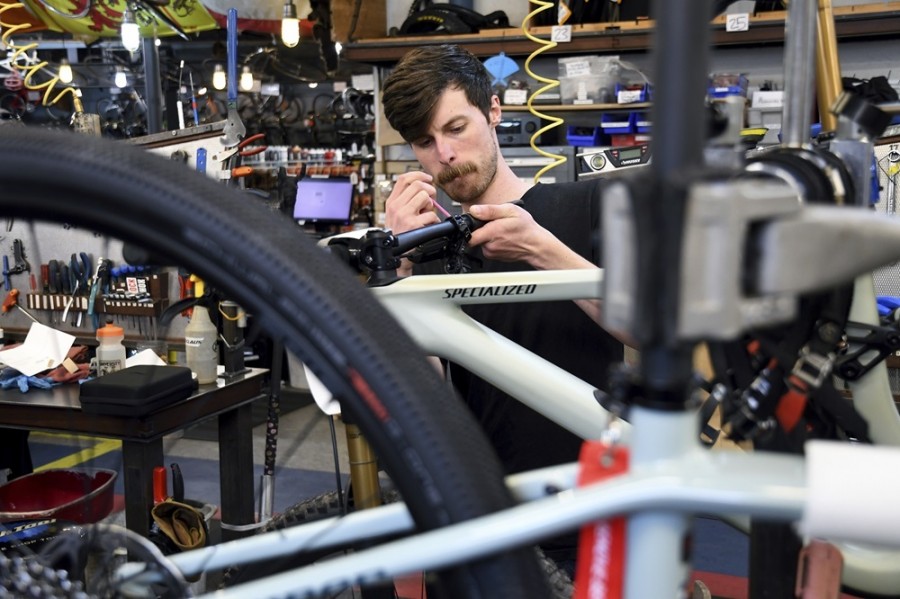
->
[[344, 422, 383, 510]]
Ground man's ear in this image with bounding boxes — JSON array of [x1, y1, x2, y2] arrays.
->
[[489, 95, 502, 127]]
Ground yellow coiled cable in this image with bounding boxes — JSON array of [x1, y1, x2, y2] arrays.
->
[[0, 1, 83, 113], [521, 0, 565, 184]]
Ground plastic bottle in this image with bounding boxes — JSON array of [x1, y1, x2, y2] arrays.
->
[[185, 305, 218, 384], [96, 320, 126, 376]]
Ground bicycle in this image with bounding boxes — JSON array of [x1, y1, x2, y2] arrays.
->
[[3, 1, 900, 598]]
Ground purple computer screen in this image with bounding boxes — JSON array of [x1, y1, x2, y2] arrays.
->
[[293, 177, 354, 222]]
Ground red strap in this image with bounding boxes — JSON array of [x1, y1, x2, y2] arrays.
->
[[574, 441, 629, 599], [776, 382, 808, 432]]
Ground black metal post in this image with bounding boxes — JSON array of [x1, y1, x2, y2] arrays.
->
[[640, 0, 712, 397], [141, 37, 163, 134]]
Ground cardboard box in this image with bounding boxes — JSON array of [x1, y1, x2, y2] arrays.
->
[[332, 0, 386, 42]]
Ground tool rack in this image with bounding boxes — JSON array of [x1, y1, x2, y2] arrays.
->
[[24, 272, 170, 320]]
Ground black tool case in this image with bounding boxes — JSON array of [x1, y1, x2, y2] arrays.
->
[[79, 365, 194, 416]]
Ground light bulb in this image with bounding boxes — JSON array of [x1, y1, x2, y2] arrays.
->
[[114, 67, 127, 88], [58, 59, 73, 84], [281, 0, 299, 48], [121, 8, 140, 52], [239, 66, 254, 91], [212, 64, 226, 91]]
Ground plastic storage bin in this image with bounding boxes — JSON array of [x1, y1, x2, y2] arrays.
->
[[566, 126, 603, 146], [0, 468, 117, 524], [600, 112, 634, 135]]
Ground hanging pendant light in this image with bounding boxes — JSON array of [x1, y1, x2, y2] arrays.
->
[[239, 66, 254, 92], [121, 7, 141, 52], [281, 0, 300, 48], [212, 64, 227, 91], [58, 59, 73, 84]]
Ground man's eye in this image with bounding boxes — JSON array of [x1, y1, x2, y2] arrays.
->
[[415, 139, 433, 148]]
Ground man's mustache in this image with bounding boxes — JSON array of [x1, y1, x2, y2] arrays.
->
[[437, 162, 477, 186]]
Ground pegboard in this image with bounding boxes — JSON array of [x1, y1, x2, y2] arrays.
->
[[0, 220, 190, 344]]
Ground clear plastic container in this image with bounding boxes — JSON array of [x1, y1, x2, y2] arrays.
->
[[95, 321, 126, 376]]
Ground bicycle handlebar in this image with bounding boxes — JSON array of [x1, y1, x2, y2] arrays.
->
[[393, 213, 484, 256], [325, 212, 486, 280]]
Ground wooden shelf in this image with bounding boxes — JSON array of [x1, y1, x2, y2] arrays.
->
[[502, 102, 650, 112], [343, 2, 900, 64]]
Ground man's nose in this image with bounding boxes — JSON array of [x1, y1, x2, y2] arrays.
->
[[434, 137, 455, 164]]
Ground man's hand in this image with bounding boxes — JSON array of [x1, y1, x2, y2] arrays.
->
[[385, 171, 442, 235], [467, 203, 571, 270], [385, 172, 444, 276], [467, 203, 631, 342]]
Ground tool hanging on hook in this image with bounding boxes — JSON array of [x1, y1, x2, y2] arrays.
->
[[887, 145, 900, 215]]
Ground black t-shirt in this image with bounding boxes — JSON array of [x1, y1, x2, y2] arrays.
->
[[414, 179, 624, 476]]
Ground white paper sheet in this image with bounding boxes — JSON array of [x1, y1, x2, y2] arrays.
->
[[125, 349, 167, 367], [302, 364, 341, 415], [0, 322, 76, 376]]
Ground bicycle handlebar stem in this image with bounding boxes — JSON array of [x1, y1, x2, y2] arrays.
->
[[327, 213, 484, 286]]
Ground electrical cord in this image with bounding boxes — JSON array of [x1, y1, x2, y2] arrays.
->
[[521, 0, 566, 183]]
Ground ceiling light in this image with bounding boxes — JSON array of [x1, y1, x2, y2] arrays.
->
[[239, 66, 254, 92], [281, 0, 300, 48], [58, 59, 73, 84], [212, 64, 226, 90], [114, 66, 127, 88], [121, 7, 140, 52]]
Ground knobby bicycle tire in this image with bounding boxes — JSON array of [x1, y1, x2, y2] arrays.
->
[[0, 128, 550, 599], [226, 490, 575, 599]]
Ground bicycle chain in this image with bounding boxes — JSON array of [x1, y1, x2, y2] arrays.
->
[[0, 553, 89, 599]]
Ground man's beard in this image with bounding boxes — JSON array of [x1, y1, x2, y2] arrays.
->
[[435, 150, 498, 204]]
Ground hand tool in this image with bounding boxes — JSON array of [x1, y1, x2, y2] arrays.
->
[[63, 253, 91, 325], [11, 239, 29, 275], [211, 132, 266, 164], [189, 72, 200, 127], [2, 289, 39, 323], [60, 263, 71, 295], [887, 145, 899, 215], [170, 463, 184, 503], [2, 257, 9, 292], [47, 259, 60, 294], [88, 257, 109, 329], [219, 8, 246, 149], [153, 466, 168, 505]]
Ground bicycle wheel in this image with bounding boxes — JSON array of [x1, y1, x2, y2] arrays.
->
[[0, 127, 549, 599]]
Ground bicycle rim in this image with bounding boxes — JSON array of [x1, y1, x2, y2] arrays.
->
[[0, 128, 549, 599]]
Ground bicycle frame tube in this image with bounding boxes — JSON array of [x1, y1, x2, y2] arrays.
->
[[372, 269, 620, 441], [203, 441, 820, 599]]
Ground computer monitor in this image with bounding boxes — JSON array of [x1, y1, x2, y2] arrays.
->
[[293, 177, 354, 225]]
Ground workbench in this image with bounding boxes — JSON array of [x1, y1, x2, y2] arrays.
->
[[0, 367, 268, 540]]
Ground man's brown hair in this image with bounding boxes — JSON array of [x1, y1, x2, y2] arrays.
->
[[381, 44, 493, 143]]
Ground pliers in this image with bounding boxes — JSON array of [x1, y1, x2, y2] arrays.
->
[[62, 252, 91, 324], [211, 133, 268, 182], [88, 258, 110, 329], [211, 132, 267, 165]]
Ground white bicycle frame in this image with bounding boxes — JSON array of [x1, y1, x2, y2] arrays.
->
[[149, 2, 900, 597], [169, 267, 900, 599]]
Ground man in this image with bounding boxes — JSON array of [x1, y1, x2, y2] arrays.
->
[[381, 44, 625, 571]]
